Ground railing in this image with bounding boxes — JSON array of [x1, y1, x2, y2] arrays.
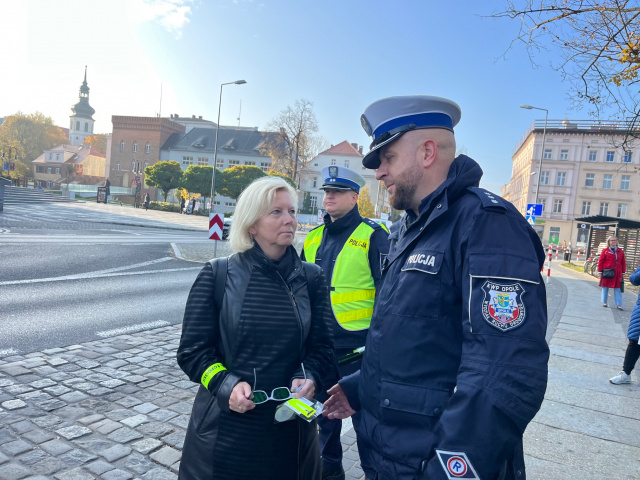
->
[[61, 185, 134, 194]]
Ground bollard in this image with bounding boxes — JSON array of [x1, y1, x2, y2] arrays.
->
[[555, 247, 559, 261], [547, 246, 552, 283], [576, 248, 581, 263]]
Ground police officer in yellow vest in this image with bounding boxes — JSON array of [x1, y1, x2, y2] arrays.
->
[[302, 165, 389, 480]]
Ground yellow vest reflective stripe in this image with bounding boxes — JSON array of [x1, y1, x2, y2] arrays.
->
[[201, 362, 227, 389], [304, 222, 376, 331]]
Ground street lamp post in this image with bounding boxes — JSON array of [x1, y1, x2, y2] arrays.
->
[[209, 80, 247, 211], [520, 105, 549, 206]]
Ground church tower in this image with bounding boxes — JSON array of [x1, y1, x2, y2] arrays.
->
[[69, 66, 95, 145]]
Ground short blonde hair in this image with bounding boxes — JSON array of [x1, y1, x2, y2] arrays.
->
[[229, 176, 298, 253], [607, 236, 619, 247]]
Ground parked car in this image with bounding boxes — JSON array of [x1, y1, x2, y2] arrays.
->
[[222, 217, 232, 240]]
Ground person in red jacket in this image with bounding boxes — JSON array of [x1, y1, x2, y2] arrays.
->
[[598, 236, 626, 309]]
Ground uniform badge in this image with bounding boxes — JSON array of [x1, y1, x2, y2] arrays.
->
[[328, 166, 338, 178], [436, 450, 479, 479], [480, 280, 526, 331]]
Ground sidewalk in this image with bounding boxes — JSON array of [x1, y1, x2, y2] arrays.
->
[[1, 205, 639, 479]]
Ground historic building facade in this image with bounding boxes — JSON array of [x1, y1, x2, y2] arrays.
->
[[502, 119, 640, 247], [69, 67, 95, 146]]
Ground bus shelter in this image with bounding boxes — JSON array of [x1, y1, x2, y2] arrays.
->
[[574, 215, 640, 273]]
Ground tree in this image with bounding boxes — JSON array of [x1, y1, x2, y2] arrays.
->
[[0, 112, 67, 166], [268, 171, 297, 189], [261, 99, 328, 185], [358, 185, 376, 218], [144, 161, 183, 201], [218, 165, 266, 200], [299, 192, 314, 214], [181, 165, 220, 210], [8, 160, 30, 180], [493, 1, 640, 138], [84, 134, 108, 155]]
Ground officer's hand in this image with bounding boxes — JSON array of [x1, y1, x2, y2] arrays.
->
[[323, 384, 355, 419], [229, 381, 255, 414], [292, 378, 315, 399]]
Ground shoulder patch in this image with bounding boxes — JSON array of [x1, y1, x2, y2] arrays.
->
[[467, 187, 507, 212], [481, 279, 526, 331], [436, 450, 480, 479]]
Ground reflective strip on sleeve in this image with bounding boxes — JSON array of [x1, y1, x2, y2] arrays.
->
[[201, 363, 227, 389]]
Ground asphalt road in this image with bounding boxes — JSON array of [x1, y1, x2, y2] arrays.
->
[[0, 204, 204, 356]]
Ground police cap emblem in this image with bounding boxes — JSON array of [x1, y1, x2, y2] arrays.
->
[[328, 166, 339, 178]]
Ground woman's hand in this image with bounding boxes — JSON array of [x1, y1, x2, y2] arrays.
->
[[229, 381, 256, 414], [292, 378, 315, 399]]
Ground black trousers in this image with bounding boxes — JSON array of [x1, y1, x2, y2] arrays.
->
[[623, 339, 640, 375]]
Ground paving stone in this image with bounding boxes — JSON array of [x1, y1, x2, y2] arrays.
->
[[106, 360, 128, 369], [44, 386, 73, 396], [0, 450, 8, 465], [75, 360, 100, 369], [122, 452, 155, 475], [30, 379, 57, 389], [1, 365, 32, 376], [2, 399, 27, 410], [106, 409, 136, 421], [167, 415, 189, 429], [32, 414, 63, 428], [85, 459, 114, 475], [46, 357, 68, 366], [6, 384, 35, 395], [0, 462, 32, 480], [23, 476, 51, 480], [102, 469, 134, 480], [56, 425, 93, 440], [123, 375, 146, 384], [58, 449, 98, 467], [101, 445, 132, 462], [53, 467, 96, 480], [16, 448, 48, 466], [36, 399, 67, 412], [115, 397, 143, 408], [101, 380, 125, 388], [132, 403, 158, 415], [73, 383, 97, 392], [78, 414, 105, 425], [149, 446, 181, 467], [136, 421, 174, 438], [90, 419, 122, 435], [31, 456, 68, 475], [90, 387, 112, 396], [59, 391, 89, 403], [160, 430, 184, 449], [140, 467, 177, 480], [115, 385, 141, 395], [74, 438, 114, 455], [10, 419, 35, 434], [0, 378, 15, 387], [22, 428, 55, 444], [120, 414, 148, 428], [131, 438, 162, 455], [40, 438, 74, 456], [1, 439, 33, 456], [146, 410, 177, 422], [107, 427, 143, 443], [166, 402, 191, 415]]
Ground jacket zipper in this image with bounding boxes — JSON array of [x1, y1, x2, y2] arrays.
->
[[276, 270, 305, 353]]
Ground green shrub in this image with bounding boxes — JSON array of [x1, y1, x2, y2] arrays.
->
[[149, 201, 181, 213]]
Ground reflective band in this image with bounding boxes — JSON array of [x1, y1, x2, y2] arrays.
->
[[331, 289, 376, 305], [285, 398, 317, 419], [201, 363, 227, 389]]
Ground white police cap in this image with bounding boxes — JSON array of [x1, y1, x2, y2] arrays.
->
[[320, 165, 366, 193], [360, 95, 462, 169]]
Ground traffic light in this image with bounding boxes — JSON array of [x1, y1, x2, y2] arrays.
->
[[9, 162, 14, 171]]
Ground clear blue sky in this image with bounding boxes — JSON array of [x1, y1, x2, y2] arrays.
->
[[1, 0, 578, 192]]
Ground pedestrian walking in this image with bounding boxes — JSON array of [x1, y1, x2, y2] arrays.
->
[[598, 236, 626, 309], [323, 95, 549, 480], [180, 197, 186, 214], [177, 176, 333, 480], [610, 263, 640, 385], [143, 193, 150, 211], [301, 165, 389, 480]]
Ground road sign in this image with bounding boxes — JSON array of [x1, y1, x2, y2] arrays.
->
[[526, 215, 536, 227], [209, 213, 224, 240], [2, 162, 8, 171], [526, 203, 542, 217]]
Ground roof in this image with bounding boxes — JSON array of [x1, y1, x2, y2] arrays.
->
[[161, 126, 276, 157], [71, 97, 95, 119], [574, 215, 640, 230], [318, 141, 363, 157], [32, 144, 105, 164]]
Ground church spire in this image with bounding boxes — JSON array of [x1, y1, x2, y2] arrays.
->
[[79, 65, 90, 98]]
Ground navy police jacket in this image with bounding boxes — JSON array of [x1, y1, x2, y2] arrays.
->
[[340, 155, 549, 480]]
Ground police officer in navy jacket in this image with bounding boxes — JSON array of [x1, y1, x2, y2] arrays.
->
[[323, 96, 549, 480]]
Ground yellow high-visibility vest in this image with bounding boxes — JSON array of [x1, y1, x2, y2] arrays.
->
[[304, 222, 377, 331]]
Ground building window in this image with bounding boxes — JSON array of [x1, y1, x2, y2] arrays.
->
[[560, 150, 568, 160], [331, 159, 337, 165], [260, 162, 269, 172], [313, 177, 317, 188], [84, 122, 88, 132], [621, 175, 630, 191], [145, 142, 150, 154], [47, 167, 52, 174], [132, 161, 136, 171], [133, 141, 137, 153], [228, 159, 239, 166], [310, 196, 318, 208], [543, 149, 552, 160], [599, 202, 609, 216], [76, 121, 80, 130], [556, 172, 566, 186], [540, 198, 546, 212], [144, 161, 148, 169], [606, 151, 614, 162], [540, 171, 549, 185], [345, 159, 350, 168], [585, 173, 595, 188], [588, 150, 597, 162], [618, 203, 628, 218], [116, 162, 120, 171], [224, 201, 236, 207], [217, 159, 224, 168], [55, 167, 60, 174], [198, 157, 208, 165], [553, 199, 563, 213], [120, 141, 125, 152], [182, 156, 193, 166], [603, 174, 612, 189], [581, 201, 591, 216], [624, 151, 632, 163], [244, 161, 255, 166], [56, 153, 60, 161]]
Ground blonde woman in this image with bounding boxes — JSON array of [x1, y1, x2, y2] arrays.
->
[[177, 176, 333, 480]]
